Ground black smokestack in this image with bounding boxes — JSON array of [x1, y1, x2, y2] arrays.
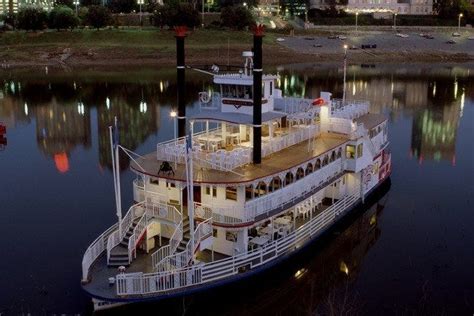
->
[[252, 25, 264, 164], [175, 26, 187, 138]]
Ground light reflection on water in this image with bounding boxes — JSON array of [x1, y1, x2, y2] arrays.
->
[[0, 64, 472, 314]]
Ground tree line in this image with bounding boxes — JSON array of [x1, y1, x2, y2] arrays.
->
[[0, 0, 255, 31]]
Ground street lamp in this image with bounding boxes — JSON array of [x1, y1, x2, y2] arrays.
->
[[393, 13, 397, 31], [343, 44, 348, 103], [137, 0, 144, 26], [170, 110, 177, 143], [458, 13, 463, 33], [355, 12, 359, 33], [73, 0, 79, 15]]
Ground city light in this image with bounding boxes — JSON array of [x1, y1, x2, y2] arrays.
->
[[170, 110, 177, 118], [139, 101, 147, 113]]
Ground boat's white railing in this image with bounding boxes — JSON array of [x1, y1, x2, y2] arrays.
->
[[194, 202, 243, 225], [127, 214, 148, 263], [328, 117, 354, 135], [144, 200, 182, 225], [191, 158, 344, 226], [151, 220, 183, 269], [105, 202, 145, 264], [156, 128, 220, 164], [116, 190, 360, 296], [154, 218, 213, 272], [331, 99, 370, 119], [274, 97, 314, 114], [245, 158, 343, 221], [106, 230, 120, 265], [81, 223, 117, 282], [262, 125, 318, 158]]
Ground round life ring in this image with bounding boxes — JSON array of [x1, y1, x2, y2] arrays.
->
[[199, 92, 211, 103], [312, 98, 325, 106]]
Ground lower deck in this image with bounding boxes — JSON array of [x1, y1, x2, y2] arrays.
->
[[82, 195, 340, 300]]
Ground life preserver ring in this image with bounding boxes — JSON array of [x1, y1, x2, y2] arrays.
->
[[199, 92, 211, 103], [312, 98, 325, 106]]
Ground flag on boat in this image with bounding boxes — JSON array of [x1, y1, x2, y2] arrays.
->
[[113, 117, 119, 149]]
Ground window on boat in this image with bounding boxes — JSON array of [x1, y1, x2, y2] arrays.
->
[[245, 184, 254, 201], [357, 144, 363, 158], [206, 185, 217, 197], [213, 229, 218, 238], [269, 81, 273, 96], [337, 147, 342, 159], [322, 155, 329, 166], [330, 151, 336, 162], [346, 145, 356, 159], [226, 186, 237, 201], [269, 177, 282, 192], [315, 159, 321, 170], [149, 177, 159, 185], [296, 167, 305, 181], [306, 163, 313, 175], [166, 181, 176, 188], [226, 231, 237, 242], [285, 172, 294, 185], [254, 181, 267, 197], [222, 85, 252, 99]]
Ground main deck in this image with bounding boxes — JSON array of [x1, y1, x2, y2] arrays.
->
[[131, 133, 348, 184]]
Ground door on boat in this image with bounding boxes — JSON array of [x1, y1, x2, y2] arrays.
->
[[182, 185, 201, 207]]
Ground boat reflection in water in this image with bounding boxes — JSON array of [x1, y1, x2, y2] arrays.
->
[[108, 181, 390, 316]]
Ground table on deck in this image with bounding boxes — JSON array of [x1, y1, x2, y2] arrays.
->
[[198, 135, 222, 151], [249, 236, 271, 249]]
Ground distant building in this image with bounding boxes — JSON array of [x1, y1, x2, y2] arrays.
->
[[1, 0, 55, 15], [310, 0, 433, 14]]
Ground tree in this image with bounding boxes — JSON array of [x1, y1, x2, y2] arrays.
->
[[434, 0, 470, 18], [16, 6, 48, 31], [107, 0, 137, 13], [85, 5, 111, 29], [151, 3, 200, 28], [220, 5, 254, 30], [48, 5, 79, 30]]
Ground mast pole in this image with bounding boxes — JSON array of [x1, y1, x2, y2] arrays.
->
[[114, 117, 122, 237], [109, 126, 121, 236]]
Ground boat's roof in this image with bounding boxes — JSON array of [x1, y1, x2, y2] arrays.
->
[[214, 73, 278, 85], [190, 110, 286, 125], [354, 113, 386, 130], [131, 133, 348, 185]]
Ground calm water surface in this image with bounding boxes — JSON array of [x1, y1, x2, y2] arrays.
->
[[0, 64, 473, 315]]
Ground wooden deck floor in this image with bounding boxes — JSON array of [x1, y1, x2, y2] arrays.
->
[[131, 133, 348, 184]]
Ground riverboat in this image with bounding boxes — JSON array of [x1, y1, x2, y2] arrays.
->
[[81, 26, 391, 311]]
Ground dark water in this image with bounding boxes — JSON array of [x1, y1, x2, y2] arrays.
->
[[0, 64, 473, 315]]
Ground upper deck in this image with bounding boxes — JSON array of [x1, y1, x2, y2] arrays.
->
[[131, 132, 348, 185]]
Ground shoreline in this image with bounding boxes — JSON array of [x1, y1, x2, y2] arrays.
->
[[1, 28, 473, 69]]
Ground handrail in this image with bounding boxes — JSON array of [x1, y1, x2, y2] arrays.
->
[[127, 213, 148, 263], [151, 220, 183, 270], [244, 158, 343, 221], [116, 190, 360, 296], [154, 218, 213, 272], [81, 223, 117, 282], [191, 159, 343, 226]]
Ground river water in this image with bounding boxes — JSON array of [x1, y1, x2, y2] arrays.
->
[[0, 64, 473, 315]]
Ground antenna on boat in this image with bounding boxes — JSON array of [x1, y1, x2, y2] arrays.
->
[[175, 26, 187, 138], [252, 24, 264, 164]]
